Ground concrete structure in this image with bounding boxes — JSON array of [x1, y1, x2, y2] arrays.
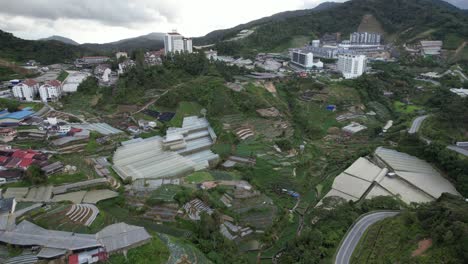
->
[[318, 148, 460, 206], [63, 71, 90, 93], [337, 54, 367, 79], [350, 32, 382, 45], [290, 49, 324, 69], [205, 50, 218, 60], [115, 52, 128, 59], [113, 116, 219, 182], [450, 88, 468, 98], [420, 41, 443, 56], [12, 79, 39, 101], [39, 80, 62, 102], [164, 31, 192, 54], [342, 122, 367, 134]]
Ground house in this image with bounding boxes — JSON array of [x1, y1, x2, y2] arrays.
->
[[12, 79, 39, 101], [144, 50, 164, 66], [39, 80, 62, 102], [41, 162, 64, 176], [0, 128, 17, 142], [0, 170, 23, 183], [0, 108, 35, 126]]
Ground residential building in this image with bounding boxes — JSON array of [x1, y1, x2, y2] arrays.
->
[[81, 56, 110, 64], [144, 50, 164, 66], [290, 49, 324, 69], [115, 52, 128, 59], [205, 50, 218, 60], [164, 31, 192, 54], [0, 128, 17, 143], [12, 79, 39, 101], [183, 38, 193, 53], [420, 40, 443, 56], [337, 54, 367, 79], [39, 80, 62, 102], [311, 39, 320, 47], [349, 32, 382, 45]]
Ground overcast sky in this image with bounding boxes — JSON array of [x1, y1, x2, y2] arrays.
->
[[0, 0, 465, 44]]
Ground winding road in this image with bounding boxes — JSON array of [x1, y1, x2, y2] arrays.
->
[[408, 115, 429, 134], [335, 211, 399, 264]]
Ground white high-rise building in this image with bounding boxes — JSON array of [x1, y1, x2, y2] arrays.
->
[[39, 80, 62, 102], [337, 54, 367, 79], [290, 49, 324, 69], [164, 31, 192, 54], [183, 38, 193, 53], [12, 79, 39, 101]]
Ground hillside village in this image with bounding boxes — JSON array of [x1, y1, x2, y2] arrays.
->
[[0, 0, 467, 263]]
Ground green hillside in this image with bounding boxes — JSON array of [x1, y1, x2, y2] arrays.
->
[[352, 194, 468, 264], [0, 30, 88, 64], [196, 0, 468, 56]]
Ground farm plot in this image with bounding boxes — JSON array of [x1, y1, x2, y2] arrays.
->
[[143, 203, 179, 222], [26, 204, 95, 233], [147, 185, 184, 203], [159, 234, 212, 264], [231, 194, 277, 229]]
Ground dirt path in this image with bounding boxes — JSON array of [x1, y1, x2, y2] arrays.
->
[[412, 238, 432, 257]]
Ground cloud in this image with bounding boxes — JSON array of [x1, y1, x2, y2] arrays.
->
[[0, 0, 179, 27], [3, 0, 332, 43]]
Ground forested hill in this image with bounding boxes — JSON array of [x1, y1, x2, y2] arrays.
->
[[195, 0, 468, 54], [0, 30, 88, 64]]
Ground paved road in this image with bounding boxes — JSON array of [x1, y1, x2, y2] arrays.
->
[[447, 145, 468, 157], [335, 211, 399, 264], [408, 115, 429, 134]]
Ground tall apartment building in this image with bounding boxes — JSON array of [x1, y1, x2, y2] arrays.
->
[[337, 54, 367, 79], [290, 49, 324, 69], [164, 31, 192, 54], [39, 80, 62, 102], [12, 79, 39, 101], [349, 32, 382, 45]]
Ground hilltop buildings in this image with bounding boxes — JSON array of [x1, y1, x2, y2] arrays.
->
[[337, 54, 367, 79], [12, 79, 39, 101], [164, 31, 192, 54], [349, 32, 382, 45], [39, 80, 62, 102]]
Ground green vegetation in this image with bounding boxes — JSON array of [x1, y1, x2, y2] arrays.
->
[[24, 164, 46, 185], [185, 171, 214, 184], [169, 101, 204, 127], [0, 98, 20, 112], [47, 172, 88, 185], [352, 194, 468, 264], [394, 101, 422, 114], [108, 236, 170, 264], [57, 70, 69, 82]]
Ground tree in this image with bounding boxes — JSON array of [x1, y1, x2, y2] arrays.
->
[[24, 164, 46, 184]]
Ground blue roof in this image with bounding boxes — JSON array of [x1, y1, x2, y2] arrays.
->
[[0, 109, 35, 121]]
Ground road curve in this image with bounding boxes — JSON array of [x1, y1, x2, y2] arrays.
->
[[408, 115, 429, 134], [335, 211, 399, 264]]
